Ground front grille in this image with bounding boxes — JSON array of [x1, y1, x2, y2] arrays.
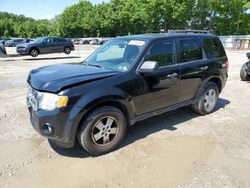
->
[[27, 85, 40, 111]]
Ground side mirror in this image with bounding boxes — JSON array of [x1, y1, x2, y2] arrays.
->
[[139, 61, 159, 73]]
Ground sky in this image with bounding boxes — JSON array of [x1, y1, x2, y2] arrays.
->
[[0, 0, 109, 20]]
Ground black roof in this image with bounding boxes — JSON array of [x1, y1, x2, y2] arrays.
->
[[118, 33, 217, 41]]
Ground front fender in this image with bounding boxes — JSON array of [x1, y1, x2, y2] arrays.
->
[[63, 87, 135, 143], [76, 87, 135, 118]]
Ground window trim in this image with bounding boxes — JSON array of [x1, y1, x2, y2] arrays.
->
[[141, 39, 177, 69], [178, 38, 205, 64], [202, 37, 226, 58]]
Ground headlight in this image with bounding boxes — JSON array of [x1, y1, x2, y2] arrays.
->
[[39, 92, 68, 111]]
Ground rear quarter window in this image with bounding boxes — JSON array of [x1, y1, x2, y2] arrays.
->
[[203, 38, 226, 58]]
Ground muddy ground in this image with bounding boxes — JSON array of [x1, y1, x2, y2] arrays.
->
[[0, 46, 250, 188]]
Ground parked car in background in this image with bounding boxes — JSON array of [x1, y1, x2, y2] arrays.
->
[[16, 36, 75, 57], [5, 39, 31, 47], [240, 52, 250, 81], [99, 39, 109, 45], [0, 38, 12, 46], [89, 39, 99, 45], [82, 40, 90, 44], [73, 39, 81, 45], [27, 31, 228, 156]]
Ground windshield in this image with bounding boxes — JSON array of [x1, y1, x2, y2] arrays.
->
[[32, 37, 47, 43], [84, 39, 146, 72]]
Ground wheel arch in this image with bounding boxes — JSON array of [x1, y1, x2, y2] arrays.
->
[[64, 96, 134, 145], [208, 77, 222, 93], [195, 76, 223, 100], [29, 47, 40, 54], [80, 97, 133, 127], [64, 46, 71, 50]]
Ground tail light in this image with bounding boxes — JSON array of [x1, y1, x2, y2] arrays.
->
[[223, 59, 229, 73]]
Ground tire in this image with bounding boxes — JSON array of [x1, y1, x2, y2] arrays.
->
[[30, 48, 39, 57], [77, 106, 127, 156], [192, 82, 219, 115], [64, 46, 71, 54], [240, 63, 250, 81]]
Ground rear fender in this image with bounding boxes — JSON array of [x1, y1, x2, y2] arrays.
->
[[194, 76, 223, 102]]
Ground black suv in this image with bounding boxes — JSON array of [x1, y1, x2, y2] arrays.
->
[[27, 31, 228, 156], [17, 37, 74, 57]]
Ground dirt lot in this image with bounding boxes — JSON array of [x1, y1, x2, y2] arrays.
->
[[0, 46, 250, 188]]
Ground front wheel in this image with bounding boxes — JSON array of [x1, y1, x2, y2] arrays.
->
[[192, 82, 219, 115], [30, 48, 39, 57], [77, 106, 127, 156], [64, 46, 71, 54]]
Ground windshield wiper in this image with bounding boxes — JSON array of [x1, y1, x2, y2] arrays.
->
[[82, 61, 103, 69], [87, 64, 103, 69]]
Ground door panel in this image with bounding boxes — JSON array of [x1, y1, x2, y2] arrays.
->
[[40, 37, 53, 53], [52, 37, 64, 52], [179, 60, 209, 101], [134, 39, 180, 115], [178, 38, 209, 102], [134, 65, 180, 114]]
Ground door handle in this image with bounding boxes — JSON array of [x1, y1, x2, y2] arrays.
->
[[167, 72, 178, 78], [200, 66, 208, 71]]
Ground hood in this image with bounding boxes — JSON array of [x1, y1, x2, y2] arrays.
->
[[27, 63, 120, 93]]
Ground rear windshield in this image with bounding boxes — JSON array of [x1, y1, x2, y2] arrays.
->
[[203, 38, 226, 58]]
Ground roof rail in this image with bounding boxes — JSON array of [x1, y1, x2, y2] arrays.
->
[[168, 30, 212, 34]]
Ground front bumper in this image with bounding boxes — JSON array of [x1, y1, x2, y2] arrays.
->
[[28, 105, 83, 148]]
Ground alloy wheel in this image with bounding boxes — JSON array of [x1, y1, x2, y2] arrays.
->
[[204, 89, 217, 112], [91, 116, 119, 146]]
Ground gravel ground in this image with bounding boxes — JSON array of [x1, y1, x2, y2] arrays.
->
[[0, 46, 250, 188]]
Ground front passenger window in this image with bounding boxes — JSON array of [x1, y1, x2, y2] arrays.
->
[[145, 41, 175, 67], [44, 38, 52, 43]]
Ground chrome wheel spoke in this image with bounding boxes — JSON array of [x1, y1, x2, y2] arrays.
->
[[106, 118, 114, 127], [208, 90, 212, 96], [95, 121, 105, 130], [94, 131, 103, 141], [204, 100, 209, 106], [204, 95, 209, 101], [103, 135, 110, 144], [109, 127, 117, 134]]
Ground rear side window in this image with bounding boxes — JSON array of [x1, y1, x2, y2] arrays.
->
[[145, 40, 176, 67], [179, 39, 203, 62], [203, 38, 225, 57], [54, 37, 65, 42], [44, 38, 52, 43]]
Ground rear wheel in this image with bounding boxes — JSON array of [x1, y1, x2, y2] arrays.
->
[[64, 46, 71, 54], [77, 106, 127, 156], [30, 48, 39, 57], [240, 63, 250, 81], [192, 82, 219, 115]]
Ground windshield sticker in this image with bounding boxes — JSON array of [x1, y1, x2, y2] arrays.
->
[[128, 40, 145, 46]]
